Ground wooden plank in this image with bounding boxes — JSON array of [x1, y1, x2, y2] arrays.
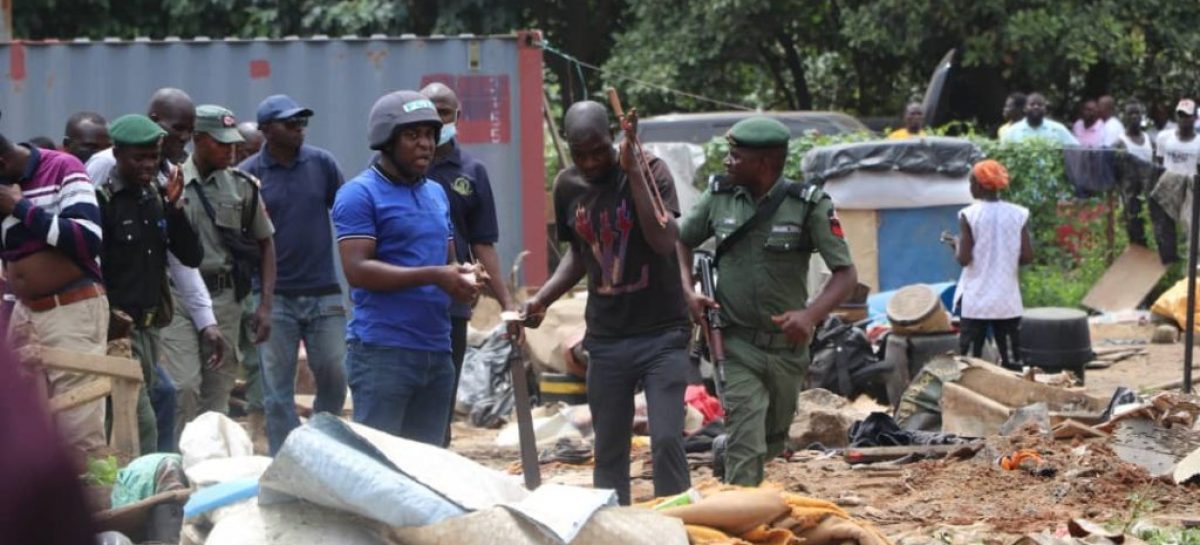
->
[[940, 381, 1012, 437], [108, 379, 140, 459], [49, 377, 111, 413], [1082, 244, 1168, 312], [845, 443, 983, 464], [18, 345, 143, 382], [956, 365, 1105, 412]]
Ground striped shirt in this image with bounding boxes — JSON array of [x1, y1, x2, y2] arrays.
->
[[1, 145, 102, 280]]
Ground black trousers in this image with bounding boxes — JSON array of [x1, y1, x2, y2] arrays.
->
[[443, 316, 469, 447], [959, 317, 1022, 369], [584, 328, 691, 505]]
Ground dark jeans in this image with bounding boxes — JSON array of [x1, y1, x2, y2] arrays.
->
[[585, 328, 691, 505], [152, 365, 177, 452], [959, 317, 1022, 368], [345, 340, 455, 445], [443, 316, 469, 447]]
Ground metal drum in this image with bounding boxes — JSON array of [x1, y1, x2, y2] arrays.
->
[[887, 284, 952, 335], [1019, 307, 1094, 381]]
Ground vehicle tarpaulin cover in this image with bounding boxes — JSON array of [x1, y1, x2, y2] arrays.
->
[[802, 137, 983, 185]]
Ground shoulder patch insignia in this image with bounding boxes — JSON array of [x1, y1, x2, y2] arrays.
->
[[451, 176, 473, 197], [828, 208, 844, 238]]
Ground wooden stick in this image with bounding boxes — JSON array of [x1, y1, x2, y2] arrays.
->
[[19, 345, 143, 382], [49, 377, 112, 413], [606, 88, 672, 227]]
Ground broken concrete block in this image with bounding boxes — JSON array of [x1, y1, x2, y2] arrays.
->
[[788, 389, 859, 449]]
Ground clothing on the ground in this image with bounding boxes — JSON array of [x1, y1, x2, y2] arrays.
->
[[585, 328, 691, 505], [953, 200, 1028, 320], [1072, 119, 1108, 148], [179, 156, 274, 275], [959, 316, 1022, 368], [679, 177, 854, 332], [553, 155, 689, 338], [8, 295, 110, 452], [261, 293, 347, 454], [424, 141, 501, 319], [720, 330, 807, 486], [1000, 119, 1079, 146], [1, 145, 102, 280], [1155, 130, 1200, 176], [887, 128, 925, 140], [98, 171, 203, 325], [345, 340, 454, 445], [160, 284, 243, 443], [238, 144, 344, 296], [332, 165, 453, 352], [87, 148, 217, 329]]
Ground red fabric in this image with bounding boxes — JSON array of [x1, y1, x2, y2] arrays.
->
[[685, 384, 724, 423]]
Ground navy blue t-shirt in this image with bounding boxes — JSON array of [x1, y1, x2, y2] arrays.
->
[[424, 141, 500, 318], [239, 145, 344, 296]]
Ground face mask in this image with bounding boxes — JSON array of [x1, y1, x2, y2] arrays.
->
[[438, 122, 457, 146]]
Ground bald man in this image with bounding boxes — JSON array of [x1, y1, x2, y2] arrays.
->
[[523, 100, 690, 505], [419, 82, 516, 446], [235, 122, 264, 164]]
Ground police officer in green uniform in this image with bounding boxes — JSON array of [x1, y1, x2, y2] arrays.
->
[[678, 116, 857, 486], [97, 114, 207, 454], [160, 105, 276, 443]]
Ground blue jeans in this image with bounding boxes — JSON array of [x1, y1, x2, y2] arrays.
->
[[345, 340, 454, 445], [261, 293, 348, 454]]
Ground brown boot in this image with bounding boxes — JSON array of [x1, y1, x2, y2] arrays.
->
[[247, 410, 269, 455]]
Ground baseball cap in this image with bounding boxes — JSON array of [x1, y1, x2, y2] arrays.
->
[[256, 94, 314, 125], [194, 105, 245, 144], [1177, 99, 1196, 117], [366, 90, 442, 150]]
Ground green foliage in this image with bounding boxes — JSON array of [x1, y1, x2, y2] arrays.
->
[[83, 455, 118, 487]]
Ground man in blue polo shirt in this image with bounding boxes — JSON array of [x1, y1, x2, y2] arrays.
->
[[239, 95, 347, 455], [332, 90, 481, 444], [419, 82, 518, 445]]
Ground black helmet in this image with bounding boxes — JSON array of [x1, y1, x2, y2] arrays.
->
[[367, 90, 442, 150]]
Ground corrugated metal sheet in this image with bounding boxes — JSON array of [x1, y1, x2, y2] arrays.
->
[[0, 35, 544, 281]]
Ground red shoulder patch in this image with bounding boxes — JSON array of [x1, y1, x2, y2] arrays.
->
[[828, 209, 844, 238]]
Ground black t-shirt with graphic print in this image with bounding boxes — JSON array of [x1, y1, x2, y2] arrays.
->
[[553, 155, 689, 338]]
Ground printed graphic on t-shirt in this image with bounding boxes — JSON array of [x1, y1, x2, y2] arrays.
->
[[573, 199, 649, 295]]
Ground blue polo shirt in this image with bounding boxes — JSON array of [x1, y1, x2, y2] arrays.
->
[[240, 144, 344, 296], [332, 165, 452, 352], [424, 141, 500, 318]]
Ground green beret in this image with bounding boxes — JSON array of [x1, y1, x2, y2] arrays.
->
[[109, 114, 167, 146], [726, 116, 790, 148]]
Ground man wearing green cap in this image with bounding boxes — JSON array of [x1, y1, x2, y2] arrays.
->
[[97, 114, 206, 454], [678, 115, 857, 486], [160, 105, 276, 441]]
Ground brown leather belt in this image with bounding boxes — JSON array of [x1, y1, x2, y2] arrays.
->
[[21, 283, 106, 313]]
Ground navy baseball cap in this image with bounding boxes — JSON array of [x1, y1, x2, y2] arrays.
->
[[256, 94, 314, 125]]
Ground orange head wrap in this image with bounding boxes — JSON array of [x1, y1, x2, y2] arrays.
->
[[972, 159, 1010, 191]]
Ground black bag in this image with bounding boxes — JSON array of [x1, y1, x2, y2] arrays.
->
[[806, 316, 891, 404], [189, 180, 262, 300]]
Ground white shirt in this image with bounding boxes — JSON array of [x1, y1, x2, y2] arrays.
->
[[954, 201, 1029, 320], [1103, 118, 1125, 147], [1155, 130, 1200, 176], [1118, 133, 1154, 164], [86, 148, 217, 331]]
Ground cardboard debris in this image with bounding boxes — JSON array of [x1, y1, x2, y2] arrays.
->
[[1082, 244, 1167, 312]]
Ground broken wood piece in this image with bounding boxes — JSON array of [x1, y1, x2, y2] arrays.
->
[[49, 376, 112, 413], [18, 345, 143, 382], [1052, 419, 1109, 440], [109, 379, 140, 458], [844, 443, 983, 464]]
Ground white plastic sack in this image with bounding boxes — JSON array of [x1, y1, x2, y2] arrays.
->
[[185, 455, 273, 488], [179, 412, 254, 469], [823, 170, 972, 210], [495, 412, 582, 451], [205, 500, 388, 545]]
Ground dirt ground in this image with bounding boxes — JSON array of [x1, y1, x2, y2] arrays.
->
[[449, 337, 1200, 543]]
